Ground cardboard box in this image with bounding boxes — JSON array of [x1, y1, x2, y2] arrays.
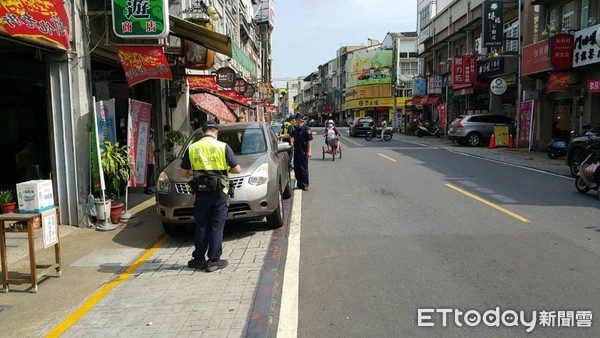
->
[[16, 180, 55, 214]]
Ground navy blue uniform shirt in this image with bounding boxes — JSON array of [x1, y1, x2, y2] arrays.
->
[[292, 124, 313, 153]]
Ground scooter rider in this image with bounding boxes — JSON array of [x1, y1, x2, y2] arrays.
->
[[380, 118, 388, 141]]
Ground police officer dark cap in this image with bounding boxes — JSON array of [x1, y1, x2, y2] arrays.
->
[[202, 120, 219, 130], [294, 113, 304, 119]]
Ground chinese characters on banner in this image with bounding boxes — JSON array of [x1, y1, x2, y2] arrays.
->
[[452, 56, 476, 89], [588, 79, 600, 94], [127, 100, 152, 187], [0, 0, 71, 50], [519, 100, 535, 148], [116, 46, 173, 86], [547, 73, 572, 93], [482, 1, 504, 48], [549, 34, 574, 69], [95, 99, 117, 144], [428, 76, 443, 94], [573, 24, 600, 68], [437, 104, 447, 130], [111, 0, 169, 38], [188, 75, 219, 91]]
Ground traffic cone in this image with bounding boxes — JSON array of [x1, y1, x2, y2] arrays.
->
[[508, 134, 515, 148], [489, 133, 496, 149]]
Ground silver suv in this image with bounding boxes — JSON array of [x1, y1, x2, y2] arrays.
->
[[155, 122, 292, 235], [448, 114, 515, 147]]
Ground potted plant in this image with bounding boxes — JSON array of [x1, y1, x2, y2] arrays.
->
[[163, 129, 186, 162], [100, 140, 130, 223], [0, 190, 17, 214]]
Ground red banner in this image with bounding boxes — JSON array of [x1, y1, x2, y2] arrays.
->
[[519, 100, 534, 148], [219, 90, 252, 105], [437, 104, 447, 130], [522, 40, 551, 76], [117, 46, 173, 87], [452, 56, 476, 89], [549, 34, 574, 70], [188, 75, 218, 91], [127, 100, 153, 187], [547, 73, 571, 93], [588, 79, 600, 94], [0, 0, 71, 50]]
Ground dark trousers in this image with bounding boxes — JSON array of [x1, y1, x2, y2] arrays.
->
[[287, 149, 293, 169], [193, 191, 229, 262], [293, 150, 309, 188], [146, 164, 155, 188]]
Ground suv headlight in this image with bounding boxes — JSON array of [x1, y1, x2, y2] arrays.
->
[[157, 172, 171, 194], [248, 163, 269, 186]]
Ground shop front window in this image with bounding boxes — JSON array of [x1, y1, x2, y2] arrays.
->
[[553, 98, 573, 139]]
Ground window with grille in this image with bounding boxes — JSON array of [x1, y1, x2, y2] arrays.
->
[[400, 61, 418, 76], [504, 20, 519, 52], [419, 6, 431, 29], [562, 1, 575, 31]]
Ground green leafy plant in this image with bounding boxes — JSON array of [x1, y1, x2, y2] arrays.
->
[[0, 190, 15, 204], [163, 130, 186, 152], [100, 141, 130, 200]]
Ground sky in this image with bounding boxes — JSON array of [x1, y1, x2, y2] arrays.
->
[[271, 0, 418, 87]]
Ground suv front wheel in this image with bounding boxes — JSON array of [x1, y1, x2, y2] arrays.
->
[[467, 132, 482, 147]]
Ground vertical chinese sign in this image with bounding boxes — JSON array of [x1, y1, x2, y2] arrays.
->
[[452, 56, 476, 89], [519, 100, 534, 148], [482, 1, 504, 48], [116, 46, 173, 86], [112, 0, 169, 38], [437, 103, 447, 130], [95, 99, 117, 144], [127, 100, 152, 187], [0, 0, 71, 50]]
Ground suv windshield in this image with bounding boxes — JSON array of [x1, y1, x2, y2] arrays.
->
[[180, 127, 267, 156]]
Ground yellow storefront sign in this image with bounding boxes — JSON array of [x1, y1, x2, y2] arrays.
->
[[346, 97, 409, 110], [494, 125, 509, 147]]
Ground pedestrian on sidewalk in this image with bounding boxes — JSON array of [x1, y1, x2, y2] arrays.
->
[[292, 113, 313, 191], [279, 116, 295, 170], [180, 121, 241, 272], [144, 128, 159, 195]]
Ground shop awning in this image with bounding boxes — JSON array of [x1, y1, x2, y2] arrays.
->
[[169, 15, 232, 57], [190, 93, 238, 123]]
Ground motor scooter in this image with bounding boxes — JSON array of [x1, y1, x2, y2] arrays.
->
[[575, 141, 600, 195], [547, 138, 568, 159], [416, 121, 441, 138], [365, 125, 393, 141]]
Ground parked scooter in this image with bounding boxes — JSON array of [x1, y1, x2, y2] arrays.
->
[[365, 125, 393, 141], [575, 139, 600, 195], [547, 138, 568, 159], [416, 121, 441, 138]]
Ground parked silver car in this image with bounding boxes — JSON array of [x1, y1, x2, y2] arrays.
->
[[155, 122, 292, 235], [448, 114, 515, 147]]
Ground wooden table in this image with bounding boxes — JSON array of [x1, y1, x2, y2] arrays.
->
[[0, 209, 61, 293]]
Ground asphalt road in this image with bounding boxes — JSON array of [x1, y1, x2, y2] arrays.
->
[[292, 128, 600, 337]]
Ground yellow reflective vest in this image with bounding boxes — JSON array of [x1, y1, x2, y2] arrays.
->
[[188, 136, 230, 194]]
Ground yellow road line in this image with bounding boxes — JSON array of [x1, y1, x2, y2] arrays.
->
[[378, 153, 397, 162], [46, 235, 170, 337], [445, 184, 530, 223]]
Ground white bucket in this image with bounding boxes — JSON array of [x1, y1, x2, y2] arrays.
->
[[94, 200, 112, 221]]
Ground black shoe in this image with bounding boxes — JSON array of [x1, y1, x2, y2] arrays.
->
[[188, 259, 206, 270], [144, 189, 154, 195], [206, 259, 228, 272]]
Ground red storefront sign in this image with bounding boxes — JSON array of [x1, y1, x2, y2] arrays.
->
[[452, 56, 476, 89], [547, 73, 572, 93], [549, 34, 574, 70], [188, 75, 218, 91], [588, 79, 600, 94], [0, 0, 71, 50], [522, 40, 551, 76], [116, 46, 173, 87]]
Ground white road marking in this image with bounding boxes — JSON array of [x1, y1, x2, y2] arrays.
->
[[277, 189, 302, 338], [452, 151, 573, 180]]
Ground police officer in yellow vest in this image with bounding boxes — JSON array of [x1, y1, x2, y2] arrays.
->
[[180, 120, 241, 272]]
